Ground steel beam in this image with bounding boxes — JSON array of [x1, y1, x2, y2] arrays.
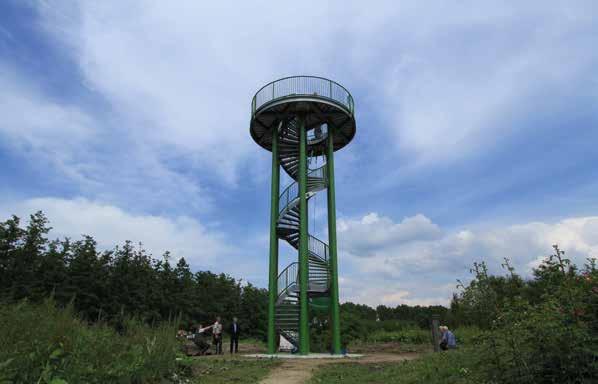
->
[[327, 126, 342, 354], [298, 114, 310, 354], [267, 124, 280, 354]]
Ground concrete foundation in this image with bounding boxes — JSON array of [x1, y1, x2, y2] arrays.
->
[[243, 353, 363, 359]]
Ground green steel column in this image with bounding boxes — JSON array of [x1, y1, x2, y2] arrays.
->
[[267, 125, 280, 354], [298, 114, 310, 354], [326, 126, 342, 354]]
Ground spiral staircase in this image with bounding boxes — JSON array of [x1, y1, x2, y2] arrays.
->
[[274, 118, 331, 348], [249, 76, 356, 353]]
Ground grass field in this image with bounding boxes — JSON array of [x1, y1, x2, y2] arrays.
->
[[178, 356, 280, 384], [309, 349, 479, 384]]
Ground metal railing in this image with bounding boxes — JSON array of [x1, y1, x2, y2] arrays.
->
[[309, 235, 329, 263], [278, 165, 327, 214], [277, 262, 299, 298], [252, 76, 354, 115], [279, 180, 299, 214]]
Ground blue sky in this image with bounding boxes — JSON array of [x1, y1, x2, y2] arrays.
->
[[1, 1, 597, 306]]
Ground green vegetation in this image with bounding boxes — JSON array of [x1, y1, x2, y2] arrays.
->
[[313, 246, 597, 383], [0, 212, 447, 352], [310, 349, 479, 384], [178, 356, 279, 384], [0, 212, 268, 337], [363, 328, 430, 344], [0, 299, 179, 383], [455, 248, 598, 383], [2, 212, 596, 383], [0, 298, 278, 383], [339, 302, 447, 345]]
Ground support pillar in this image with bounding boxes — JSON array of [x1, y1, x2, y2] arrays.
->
[[267, 125, 280, 354], [327, 127, 342, 354], [431, 314, 441, 352], [298, 114, 310, 354]]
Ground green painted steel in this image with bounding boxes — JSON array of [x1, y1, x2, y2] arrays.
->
[[298, 115, 310, 354], [327, 127, 342, 354], [267, 125, 280, 354], [249, 76, 355, 355]]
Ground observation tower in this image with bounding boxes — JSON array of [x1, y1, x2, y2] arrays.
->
[[249, 76, 356, 355]]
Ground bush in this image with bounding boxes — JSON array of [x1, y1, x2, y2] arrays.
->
[[365, 328, 430, 344], [454, 246, 598, 383], [0, 299, 180, 383]]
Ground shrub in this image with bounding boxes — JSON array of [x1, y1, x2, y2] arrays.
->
[[456, 246, 598, 383], [0, 299, 180, 383], [365, 328, 430, 344]]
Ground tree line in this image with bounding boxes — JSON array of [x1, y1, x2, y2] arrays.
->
[[0, 211, 268, 337], [0, 211, 455, 340]]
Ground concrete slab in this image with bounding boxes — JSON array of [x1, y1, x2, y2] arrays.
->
[[243, 353, 363, 359]]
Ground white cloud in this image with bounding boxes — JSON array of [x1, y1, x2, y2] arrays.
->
[[0, 197, 233, 269], [360, 2, 597, 164], [3, 1, 596, 308], [0, 65, 210, 214], [28, 0, 598, 188], [338, 213, 442, 256], [338, 212, 598, 307], [35, 0, 598, 180], [0, 66, 97, 184], [37, 1, 331, 183]]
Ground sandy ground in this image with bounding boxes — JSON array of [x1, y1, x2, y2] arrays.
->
[[258, 352, 420, 384]]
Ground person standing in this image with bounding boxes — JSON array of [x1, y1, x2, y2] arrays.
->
[[229, 317, 240, 354], [212, 316, 223, 354]]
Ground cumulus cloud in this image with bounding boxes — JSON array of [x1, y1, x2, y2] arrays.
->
[[23, 0, 597, 209], [0, 197, 233, 269], [338, 213, 442, 256], [338, 212, 598, 306]]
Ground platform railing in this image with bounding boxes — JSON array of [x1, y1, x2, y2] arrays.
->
[[252, 76, 354, 115]]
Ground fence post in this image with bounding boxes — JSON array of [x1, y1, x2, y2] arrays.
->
[[431, 314, 440, 352]]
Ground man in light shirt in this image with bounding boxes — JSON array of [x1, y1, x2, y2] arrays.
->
[[212, 316, 223, 354]]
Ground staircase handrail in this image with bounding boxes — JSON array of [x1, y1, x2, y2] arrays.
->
[[308, 235, 329, 264], [277, 262, 299, 299], [278, 165, 327, 214]]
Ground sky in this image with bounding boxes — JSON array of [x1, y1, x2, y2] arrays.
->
[[1, 0, 597, 307]]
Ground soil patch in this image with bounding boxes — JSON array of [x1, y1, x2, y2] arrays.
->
[[258, 352, 419, 384]]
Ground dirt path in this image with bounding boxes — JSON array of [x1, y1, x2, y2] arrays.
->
[[259, 353, 419, 384]]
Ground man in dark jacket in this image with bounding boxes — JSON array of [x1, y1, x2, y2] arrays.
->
[[229, 317, 240, 354]]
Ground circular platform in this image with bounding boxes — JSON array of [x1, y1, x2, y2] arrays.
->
[[249, 76, 356, 155]]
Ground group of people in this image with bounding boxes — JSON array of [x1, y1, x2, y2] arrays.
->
[[177, 316, 241, 355]]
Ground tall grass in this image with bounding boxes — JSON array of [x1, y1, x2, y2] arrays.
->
[[310, 348, 480, 384], [0, 299, 179, 383], [364, 326, 481, 345]]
